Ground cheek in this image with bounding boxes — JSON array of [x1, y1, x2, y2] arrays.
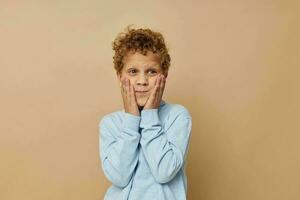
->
[[149, 78, 157, 87], [124, 77, 134, 84]]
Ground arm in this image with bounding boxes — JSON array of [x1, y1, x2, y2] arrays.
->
[[139, 108, 192, 184], [99, 113, 141, 188]]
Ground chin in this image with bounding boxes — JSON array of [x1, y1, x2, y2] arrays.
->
[[136, 97, 147, 107]]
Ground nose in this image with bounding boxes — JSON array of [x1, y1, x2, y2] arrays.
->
[[136, 73, 148, 86]]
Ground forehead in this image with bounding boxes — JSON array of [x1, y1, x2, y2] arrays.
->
[[123, 51, 161, 68]]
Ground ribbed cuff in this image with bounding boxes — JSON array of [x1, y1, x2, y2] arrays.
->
[[140, 109, 161, 127], [122, 112, 141, 132]]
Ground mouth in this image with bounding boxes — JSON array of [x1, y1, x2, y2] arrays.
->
[[136, 90, 149, 95]]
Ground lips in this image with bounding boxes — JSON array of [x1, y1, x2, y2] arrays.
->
[[136, 90, 149, 95], [135, 89, 149, 92]]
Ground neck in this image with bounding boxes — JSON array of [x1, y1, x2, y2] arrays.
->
[[138, 105, 144, 112]]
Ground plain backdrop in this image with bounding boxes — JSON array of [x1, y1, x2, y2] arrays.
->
[[1, 1, 299, 200]]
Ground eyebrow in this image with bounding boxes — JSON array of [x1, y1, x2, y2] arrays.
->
[[127, 65, 160, 70]]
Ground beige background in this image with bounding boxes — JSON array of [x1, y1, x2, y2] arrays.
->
[[1, 0, 299, 199]]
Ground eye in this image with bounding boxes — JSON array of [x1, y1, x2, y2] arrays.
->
[[148, 69, 157, 75], [128, 69, 137, 75]]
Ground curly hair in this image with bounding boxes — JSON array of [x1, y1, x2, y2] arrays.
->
[[112, 25, 171, 74]]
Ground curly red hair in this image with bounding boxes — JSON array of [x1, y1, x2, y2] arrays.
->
[[112, 25, 171, 74]]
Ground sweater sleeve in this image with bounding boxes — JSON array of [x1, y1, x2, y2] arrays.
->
[[139, 108, 192, 184], [99, 113, 141, 188]]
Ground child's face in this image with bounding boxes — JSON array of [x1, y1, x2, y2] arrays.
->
[[117, 50, 167, 107]]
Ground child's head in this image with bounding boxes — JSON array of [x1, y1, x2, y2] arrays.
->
[[112, 25, 171, 107]]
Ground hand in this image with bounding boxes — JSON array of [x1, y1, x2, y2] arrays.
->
[[143, 74, 166, 110], [120, 76, 140, 116]]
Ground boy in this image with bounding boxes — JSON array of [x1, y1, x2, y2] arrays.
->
[[99, 26, 192, 200]]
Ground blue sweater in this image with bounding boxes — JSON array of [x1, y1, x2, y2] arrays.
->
[[98, 100, 192, 200]]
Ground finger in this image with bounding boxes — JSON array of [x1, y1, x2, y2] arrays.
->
[[156, 75, 163, 102], [151, 75, 161, 102], [120, 76, 124, 88], [121, 77, 127, 96], [159, 75, 165, 96], [129, 81, 137, 104], [120, 78, 127, 107], [120, 77, 124, 91], [155, 74, 161, 90], [128, 79, 133, 97], [121, 77, 127, 94], [159, 75, 166, 101], [125, 78, 130, 95]]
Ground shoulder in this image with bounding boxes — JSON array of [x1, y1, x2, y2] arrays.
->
[[98, 110, 125, 139], [161, 102, 192, 119], [98, 110, 124, 128], [160, 102, 192, 134]]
